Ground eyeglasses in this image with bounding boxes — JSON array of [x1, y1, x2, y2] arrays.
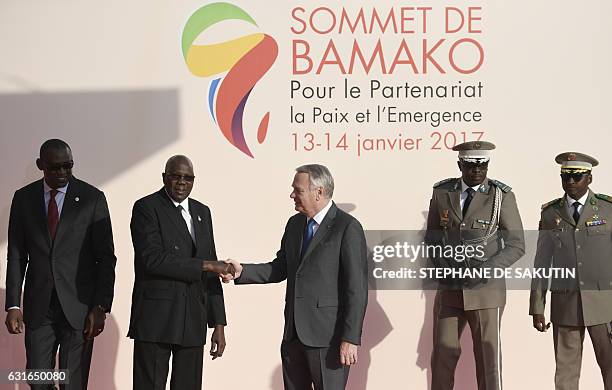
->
[[44, 161, 74, 171], [164, 174, 195, 183], [560, 173, 587, 182]]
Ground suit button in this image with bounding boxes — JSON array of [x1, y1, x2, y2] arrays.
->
[[576, 245, 581, 250], [461, 223, 466, 227], [575, 228, 580, 232], [577, 262, 582, 266], [579, 281, 584, 286], [296, 273, 301, 278], [174, 245, 179, 250]]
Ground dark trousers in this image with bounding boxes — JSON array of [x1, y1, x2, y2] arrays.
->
[[281, 338, 349, 390], [133, 340, 204, 390], [25, 292, 91, 390]]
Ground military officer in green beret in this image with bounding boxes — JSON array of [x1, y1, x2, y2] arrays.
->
[[530, 152, 612, 390], [425, 141, 525, 390]]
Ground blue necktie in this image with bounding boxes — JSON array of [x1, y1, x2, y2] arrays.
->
[[301, 218, 317, 257]]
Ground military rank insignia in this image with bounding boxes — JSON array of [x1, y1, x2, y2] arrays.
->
[[586, 218, 607, 227]]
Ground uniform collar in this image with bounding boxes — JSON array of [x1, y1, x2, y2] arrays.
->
[[566, 191, 589, 206]]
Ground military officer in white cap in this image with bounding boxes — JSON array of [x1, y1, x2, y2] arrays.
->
[[425, 141, 525, 390], [530, 152, 612, 390]]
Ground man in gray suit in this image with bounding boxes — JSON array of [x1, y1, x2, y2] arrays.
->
[[225, 164, 368, 390], [425, 141, 525, 390], [530, 152, 612, 390]]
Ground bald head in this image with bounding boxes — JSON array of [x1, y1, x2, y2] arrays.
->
[[165, 155, 193, 173], [163, 155, 195, 203]]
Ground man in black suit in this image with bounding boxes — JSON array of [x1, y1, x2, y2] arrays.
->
[[5, 139, 117, 390], [226, 164, 368, 390], [128, 155, 232, 390]]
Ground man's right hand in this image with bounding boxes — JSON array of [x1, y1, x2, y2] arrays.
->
[[203, 260, 235, 277], [532, 314, 550, 332], [5, 309, 24, 334], [222, 259, 243, 283]]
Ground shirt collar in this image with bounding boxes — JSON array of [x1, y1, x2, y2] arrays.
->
[[461, 180, 482, 193], [566, 191, 589, 206], [311, 200, 332, 225], [43, 180, 69, 194], [165, 189, 190, 212]]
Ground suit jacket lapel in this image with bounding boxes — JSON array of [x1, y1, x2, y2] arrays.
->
[[158, 189, 193, 247], [33, 179, 51, 248], [189, 199, 202, 249], [557, 195, 575, 227], [463, 189, 489, 221], [53, 179, 79, 246], [447, 179, 462, 220], [301, 203, 337, 262], [294, 214, 307, 263], [577, 190, 596, 227]]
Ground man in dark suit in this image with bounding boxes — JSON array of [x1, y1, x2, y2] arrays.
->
[[5, 139, 117, 390], [226, 164, 368, 390], [128, 155, 232, 390]]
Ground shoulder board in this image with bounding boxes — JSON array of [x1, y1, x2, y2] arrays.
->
[[595, 193, 612, 203], [489, 179, 512, 193], [433, 178, 455, 188], [541, 198, 561, 210]]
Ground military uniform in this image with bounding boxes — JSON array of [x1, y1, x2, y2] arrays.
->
[[530, 152, 612, 390], [425, 141, 525, 390]]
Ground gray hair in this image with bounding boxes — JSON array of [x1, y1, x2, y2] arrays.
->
[[296, 164, 334, 198]]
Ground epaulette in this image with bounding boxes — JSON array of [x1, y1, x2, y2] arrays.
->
[[433, 178, 455, 188], [595, 193, 612, 203], [489, 179, 512, 193], [541, 198, 561, 210]]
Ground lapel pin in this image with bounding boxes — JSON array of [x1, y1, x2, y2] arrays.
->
[[554, 216, 561, 226], [197, 215, 202, 222], [75, 197, 79, 202]]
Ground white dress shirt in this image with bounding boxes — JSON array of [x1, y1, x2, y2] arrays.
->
[[166, 191, 195, 243], [308, 200, 333, 235], [566, 192, 589, 218], [460, 180, 482, 211]]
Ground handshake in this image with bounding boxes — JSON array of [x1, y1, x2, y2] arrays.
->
[[203, 259, 243, 283]]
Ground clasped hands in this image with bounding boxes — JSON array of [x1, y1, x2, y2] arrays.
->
[[203, 259, 242, 283]]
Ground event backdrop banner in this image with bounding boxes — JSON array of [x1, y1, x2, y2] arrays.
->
[[1, 1, 611, 389]]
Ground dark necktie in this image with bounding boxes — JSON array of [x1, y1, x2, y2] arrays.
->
[[48, 189, 59, 240], [177, 205, 195, 242], [301, 218, 317, 257], [463, 187, 476, 218], [572, 202, 581, 224]]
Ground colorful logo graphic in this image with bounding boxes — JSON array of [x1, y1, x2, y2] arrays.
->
[[182, 2, 278, 158]]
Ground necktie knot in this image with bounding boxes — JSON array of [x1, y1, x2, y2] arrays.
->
[[462, 187, 476, 218], [572, 202, 581, 223], [47, 189, 60, 240], [301, 218, 317, 257]]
